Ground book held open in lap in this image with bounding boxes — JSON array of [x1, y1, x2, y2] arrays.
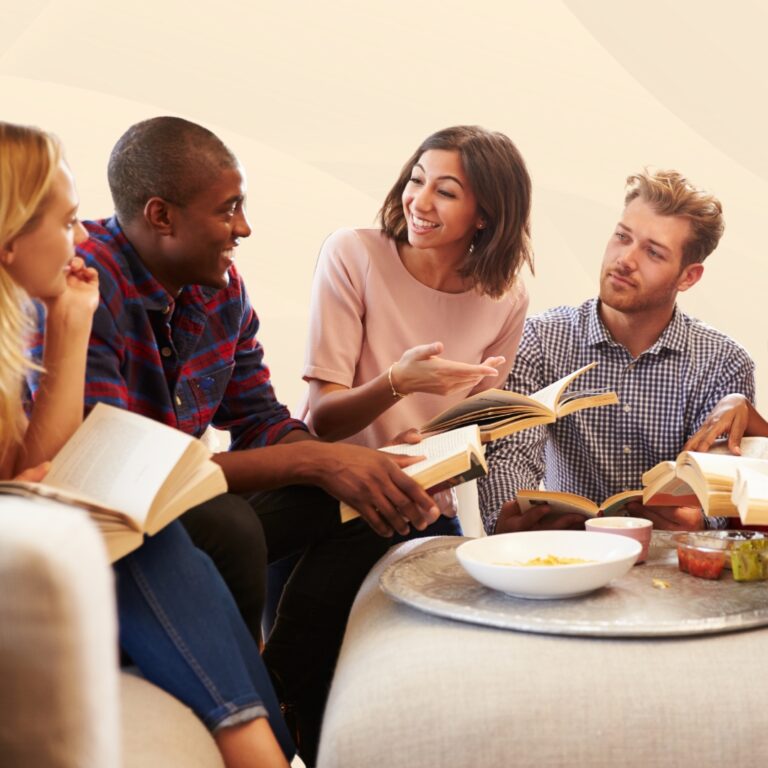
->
[[642, 438, 768, 525], [0, 403, 227, 561], [340, 424, 486, 523], [516, 488, 642, 519], [419, 362, 619, 442]]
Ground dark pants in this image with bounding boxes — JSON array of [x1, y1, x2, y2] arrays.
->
[[183, 486, 461, 766]]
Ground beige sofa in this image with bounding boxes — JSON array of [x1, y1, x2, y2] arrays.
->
[[0, 496, 224, 768]]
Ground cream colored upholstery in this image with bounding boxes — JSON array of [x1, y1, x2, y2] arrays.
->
[[0, 497, 222, 768]]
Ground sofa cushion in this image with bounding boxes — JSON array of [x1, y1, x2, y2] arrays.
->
[[0, 497, 120, 768], [121, 672, 223, 767]]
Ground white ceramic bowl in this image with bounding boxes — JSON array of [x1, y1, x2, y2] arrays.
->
[[456, 531, 641, 599]]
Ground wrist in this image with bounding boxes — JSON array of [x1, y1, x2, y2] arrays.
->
[[388, 363, 407, 399]]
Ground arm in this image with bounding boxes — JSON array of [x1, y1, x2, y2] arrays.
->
[[310, 342, 504, 442], [683, 346, 757, 453], [213, 438, 440, 538], [16, 258, 99, 472], [476, 319, 550, 534]]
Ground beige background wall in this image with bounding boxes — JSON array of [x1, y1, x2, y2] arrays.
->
[[2, 0, 766, 409]]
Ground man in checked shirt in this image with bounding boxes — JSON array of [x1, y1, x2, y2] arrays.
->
[[478, 169, 755, 535]]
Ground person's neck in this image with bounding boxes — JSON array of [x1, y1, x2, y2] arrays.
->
[[121, 220, 181, 297], [397, 241, 472, 293], [598, 300, 675, 359]]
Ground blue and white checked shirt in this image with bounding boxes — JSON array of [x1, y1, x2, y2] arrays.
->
[[477, 299, 756, 533]]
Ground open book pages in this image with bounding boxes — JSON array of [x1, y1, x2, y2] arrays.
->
[[419, 361, 618, 442], [642, 447, 768, 519], [0, 403, 227, 561], [339, 424, 486, 523], [517, 488, 642, 519], [732, 467, 768, 525]]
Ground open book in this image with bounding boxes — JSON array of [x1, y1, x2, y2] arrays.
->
[[642, 439, 768, 522], [340, 424, 486, 523], [420, 362, 618, 442], [517, 488, 642, 519], [0, 403, 227, 561], [732, 468, 768, 525]]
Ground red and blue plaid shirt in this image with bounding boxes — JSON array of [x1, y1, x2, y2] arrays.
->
[[30, 217, 306, 448]]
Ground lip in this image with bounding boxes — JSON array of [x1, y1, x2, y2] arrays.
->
[[606, 272, 636, 288], [408, 211, 440, 235]]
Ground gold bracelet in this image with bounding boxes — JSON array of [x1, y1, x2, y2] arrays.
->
[[388, 363, 406, 399]]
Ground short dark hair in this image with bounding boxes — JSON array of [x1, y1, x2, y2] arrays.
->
[[379, 126, 533, 298], [107, 116, 237, 222], [624, 169, 724, 266]]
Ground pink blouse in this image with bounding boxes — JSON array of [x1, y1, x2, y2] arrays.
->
[[302, 228, 529, 448]]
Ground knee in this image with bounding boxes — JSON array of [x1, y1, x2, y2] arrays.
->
[[182, 493, 266, 565]]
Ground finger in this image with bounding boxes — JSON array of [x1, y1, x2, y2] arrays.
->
[[370, 494, 412, 536], [389, 453, 426, 468], [356, 504, 396, 537], [480, 356, 505, 369], [541, 513, 585, 531], [404, 342, 444, 361], [727, 411, 748, 455], [398, 429, 422, 445], [388, 467, 440, 523]]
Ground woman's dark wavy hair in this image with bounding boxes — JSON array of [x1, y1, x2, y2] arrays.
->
[[379, 126, 533, 298]]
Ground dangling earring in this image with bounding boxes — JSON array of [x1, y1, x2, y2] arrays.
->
[[468, 242, 475, 256]]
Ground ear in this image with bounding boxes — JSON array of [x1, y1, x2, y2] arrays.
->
[[476, 219, 486, 230], [676, 262, 704, 293], [144, 197, 175, 236], [0, 240, 16, 267]]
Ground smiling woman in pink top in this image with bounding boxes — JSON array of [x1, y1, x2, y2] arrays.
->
[[303, 126, 533, 457]]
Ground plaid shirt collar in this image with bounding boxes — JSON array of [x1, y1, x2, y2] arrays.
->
[[584, 297, 687, 357]]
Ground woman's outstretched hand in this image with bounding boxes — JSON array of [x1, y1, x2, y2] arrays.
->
[[392, 342, 504, 397]]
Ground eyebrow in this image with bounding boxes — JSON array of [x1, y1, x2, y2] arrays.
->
[[616, 222, 671, 253], [413, 163, 465, 189]]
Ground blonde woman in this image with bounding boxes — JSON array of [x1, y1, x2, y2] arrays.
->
[[0, 122, 292, 768]]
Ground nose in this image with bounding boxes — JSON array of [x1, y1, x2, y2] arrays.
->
[[614, 242, 639, 272], [411, 184, 434, 212], [74, 220, 89, 246], [233, 206, 252, 239]]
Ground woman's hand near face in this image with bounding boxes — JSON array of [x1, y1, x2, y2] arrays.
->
[[43, 256, 99, 329], [393, 342, 504, 397]]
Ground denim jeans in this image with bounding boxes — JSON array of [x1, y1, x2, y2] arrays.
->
[[113, 519, 294, 760]]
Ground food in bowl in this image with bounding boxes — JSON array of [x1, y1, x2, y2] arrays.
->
[[456, 531, 640, 599], [675, 534, 727, 579], [674, 531, 768, 581], [730, 539, 768, 582]]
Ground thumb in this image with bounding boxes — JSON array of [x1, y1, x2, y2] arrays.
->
[[404, 341, 444, 361]]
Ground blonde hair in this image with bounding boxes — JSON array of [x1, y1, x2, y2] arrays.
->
[[624, 169, 724, 266], [0, 122, 61, 459]]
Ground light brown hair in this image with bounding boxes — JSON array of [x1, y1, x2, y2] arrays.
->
[[624, 169, 724, 266]]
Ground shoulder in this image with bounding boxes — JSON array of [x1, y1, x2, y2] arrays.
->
[[679, 312, 753, 363], [524, 301, 585, 335], [319, 227, 389, 264], [316, 228, 392, 287], [79, 219, 137, 307]]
